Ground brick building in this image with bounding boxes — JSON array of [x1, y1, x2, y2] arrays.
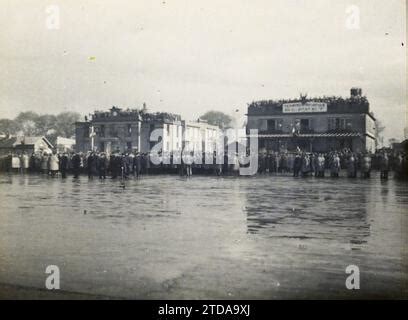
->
[[246, 88, 377, 153], [75, 106, 183, 154]]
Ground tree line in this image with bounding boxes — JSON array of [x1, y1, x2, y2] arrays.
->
[[0, 111, 81, 145], [0, 109, 235, 146]]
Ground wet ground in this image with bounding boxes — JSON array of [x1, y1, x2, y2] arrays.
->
[[0, 172, 407, 299]]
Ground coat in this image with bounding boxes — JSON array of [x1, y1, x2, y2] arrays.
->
[[317, 156, 325, 171], [20, 154, 29, 169], [49, 155, 59, 171], [331, 156, 340, 173], [361, 156, 371, 173], [380, 155, 389, 171], [347, 157, 356, 174], [41, 156, 49, 170], [11, 156, 20, 169]]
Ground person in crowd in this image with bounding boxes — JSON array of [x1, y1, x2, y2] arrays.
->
[[394, 152, 406, 179], [293, 153, 301, 177], [266, 153, 273, 174], [301, 153, 310, 177], [29, 153, 36, 172], [97, 152, 108, 179], [282, 153, 290, 173], [133, 152, 141, 178], [347, 153, 357, 178], [316, 153, 325, 177], [11, 153, 20, 173], [273, 152, 279, 174], [72, 153, 81, 178], [233, 152, 240, 176], [4, 152, 12, 173], [120, 154, 128, 179], [144, 153, 151, 175], [259, 152, 267, 174], [361, 152, 372, 178], [40, 152, 49, 175], [20, 152, 29, 174], [309, 153, 316, 177], [111, 153, 120, 179], [379, 151, 389, 180], [48, 152, 59, 177], [182, 151, 193, 177], [87, 152, 96, 179], [35, 153, 42, 172], [59, 153, 69, 178], [402, 153, 408, 179], [124, 153, 131, 177], [213, 151, 222, 176], [330, 152, 340, 178]]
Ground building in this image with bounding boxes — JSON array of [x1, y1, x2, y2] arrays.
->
[[56, 137, 76, 153], [75, 106, 183, 154], [182, 119, 220, 154], [246, 88, 377, 153], [0, 135, 53, 156], [392, 139, 408, 153], [76, 106, 143, 153], [140, 111, 183, 154]]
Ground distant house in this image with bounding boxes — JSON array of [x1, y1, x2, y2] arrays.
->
[[392, 139, 408, 153], [56, 136, 75, 153], [0, 136, 54, 156]]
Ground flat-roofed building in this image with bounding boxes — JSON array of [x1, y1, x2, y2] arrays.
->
[[246, 88, 377, 153], [75, 106, 183, 154]]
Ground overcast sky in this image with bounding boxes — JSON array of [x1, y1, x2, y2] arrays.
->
[[0, 0, 406, 141]]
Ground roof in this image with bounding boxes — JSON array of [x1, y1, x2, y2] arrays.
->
[[185, 121, 219, 130], [0, 136, 53, 149], [0, 137, 17, 148], [248, 95, 371, 117]]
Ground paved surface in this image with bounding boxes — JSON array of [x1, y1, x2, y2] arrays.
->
[[0, 172, 407, 299]]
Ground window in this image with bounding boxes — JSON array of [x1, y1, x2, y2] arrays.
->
[[346, 119, 352, 130], [83, 127, 90, 138], [266, 119, 283, 132], [109, 125, 118, 136], [267, 119, 276, 131], [300, 119, 310, 131], [100, 125, 105, 137], [126, 142, 132, 150], [127, 124, 132, 137], [329, 118, 352, 130], [100, 142, 105, 152]]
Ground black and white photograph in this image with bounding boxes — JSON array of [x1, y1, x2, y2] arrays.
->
[[0, 0, 406, 309]]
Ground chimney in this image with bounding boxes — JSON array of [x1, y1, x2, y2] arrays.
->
[[350, 87, 362, 97]]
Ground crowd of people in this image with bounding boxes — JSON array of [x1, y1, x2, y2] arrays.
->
[[256, 149, 407, 179], [0, 148, 407, 180]]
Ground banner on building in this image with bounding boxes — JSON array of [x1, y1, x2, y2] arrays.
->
[[282, 102, 327, 113]]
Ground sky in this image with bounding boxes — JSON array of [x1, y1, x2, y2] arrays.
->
[[0, 0, 406, 142]]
